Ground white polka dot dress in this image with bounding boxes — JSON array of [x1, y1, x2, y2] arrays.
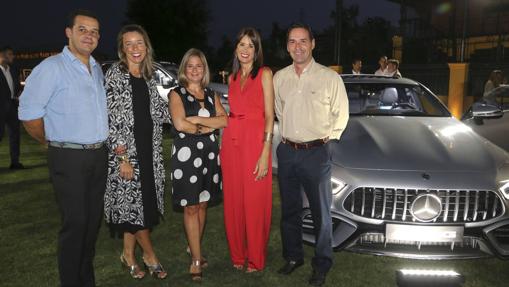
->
[[170, 86, 222, 209]]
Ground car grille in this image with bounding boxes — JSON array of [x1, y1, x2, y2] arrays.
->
[[343, 188, 504, 223]]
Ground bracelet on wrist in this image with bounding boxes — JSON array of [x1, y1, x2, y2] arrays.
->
[[195, 124, 202, 135], [263, 132, 273, 143], [117, 154, 128, 163]]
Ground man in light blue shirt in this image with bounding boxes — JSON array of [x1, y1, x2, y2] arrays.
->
[[19, 9, 108, 287]]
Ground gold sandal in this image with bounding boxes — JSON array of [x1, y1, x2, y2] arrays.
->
[[233, 264, 244, 271], [190, 259, 202, 281], [143, 258, 167, 279], [120, 253, 145, 279], [246, 267, 260, 273], [186, 246, 208, 268]]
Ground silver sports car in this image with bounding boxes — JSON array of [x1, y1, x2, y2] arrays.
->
[[273, 75, 509, 260]]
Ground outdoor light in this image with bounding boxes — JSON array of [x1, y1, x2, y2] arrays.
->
[[396, 269, 465, 287], [331, 177, 346, 195]]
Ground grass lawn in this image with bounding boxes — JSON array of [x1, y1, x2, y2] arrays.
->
[[2, 129, 509, 287]]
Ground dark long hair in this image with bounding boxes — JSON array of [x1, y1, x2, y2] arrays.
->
[[231, 27, 263, 80]]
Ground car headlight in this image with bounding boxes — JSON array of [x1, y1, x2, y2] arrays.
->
[[331, 177, 347, 195], [500, 180, 509, 200]]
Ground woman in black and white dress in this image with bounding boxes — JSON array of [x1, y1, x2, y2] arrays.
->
[[104, 25, 169, 280], [169, 48, 227, 281]]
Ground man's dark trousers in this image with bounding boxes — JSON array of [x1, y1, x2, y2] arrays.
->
[[48, 146, 107, 287], [0, 99, 21, 165], [277, 141, 333, 274]]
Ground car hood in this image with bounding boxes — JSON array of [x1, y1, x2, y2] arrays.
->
[[332, 116, 507, 172]]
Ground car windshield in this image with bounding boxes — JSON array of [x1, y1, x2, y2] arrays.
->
[[345, 83, 450, 117]]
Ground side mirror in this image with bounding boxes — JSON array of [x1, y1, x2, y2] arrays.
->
[[471, 102, 503, 120]]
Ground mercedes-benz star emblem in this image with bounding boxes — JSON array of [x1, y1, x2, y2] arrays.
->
[[410, 194, 442, 222]]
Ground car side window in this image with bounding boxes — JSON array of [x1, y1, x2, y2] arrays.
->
[[500, 94, 509, 110], [153, 69, 176, 88]]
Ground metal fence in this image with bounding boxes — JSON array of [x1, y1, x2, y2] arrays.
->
[[400, 64, 450, 96], [336, 62, 509, 100], [468, 63, 509, 100], [343, 64, 450, 97]]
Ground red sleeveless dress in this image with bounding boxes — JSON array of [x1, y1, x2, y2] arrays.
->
[[220, 68, 272, 270]]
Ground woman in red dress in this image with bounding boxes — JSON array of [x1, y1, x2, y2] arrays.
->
[[220, 27, 275, 272]]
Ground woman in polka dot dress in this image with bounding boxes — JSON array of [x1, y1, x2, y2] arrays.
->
[[169, 48, 227, 281]]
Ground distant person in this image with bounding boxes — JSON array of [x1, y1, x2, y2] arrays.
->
[[484, 70, 503, 97], [220, 27, 275, 272], [169, 48, 227, 281], [274, 23, 349, 287], [351, 58, 362, 74], [0, 46, 23, 169], [386, 59, 402, 78], [374, 55, 388, 75], [104, 24, 169, 280], [18, 9, 108, 287]]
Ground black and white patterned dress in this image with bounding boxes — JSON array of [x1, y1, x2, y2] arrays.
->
[[171, 86, 222, 209], [104, 62, 170, 235]]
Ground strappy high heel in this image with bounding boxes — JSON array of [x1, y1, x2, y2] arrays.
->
[[143, 258, 167, 279], [246, 267, 260, 273], [120, 253, 145, 279], [190, 259, 202, 281], [186, 246, 208, 268]]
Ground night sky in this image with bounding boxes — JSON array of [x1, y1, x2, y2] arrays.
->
[[1, 0, 400, 57]]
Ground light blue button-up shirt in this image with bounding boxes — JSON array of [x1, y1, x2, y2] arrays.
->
[[19, 46, 108, 144]]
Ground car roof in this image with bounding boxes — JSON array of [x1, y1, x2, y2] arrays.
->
[[340, 74, 419, 85]]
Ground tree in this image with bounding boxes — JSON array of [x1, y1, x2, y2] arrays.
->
[[356, 17, 394, 65], [126, 0, 209, 63], [263, 22, 291, 69], [208, 35, 234, 82], [320, 5, 395, 68]]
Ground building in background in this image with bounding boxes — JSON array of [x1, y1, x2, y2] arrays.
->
[[391, 0, 509, 64]]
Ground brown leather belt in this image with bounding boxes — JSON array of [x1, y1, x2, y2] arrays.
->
[[282, 137, 329, 149]]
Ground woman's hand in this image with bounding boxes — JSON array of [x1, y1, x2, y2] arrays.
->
[[253, 153, 269, 181], [186, 116, 201, 125], [199, 126, 215, 134], [119, 161, 134, 180], [115, 145, 126, 155]]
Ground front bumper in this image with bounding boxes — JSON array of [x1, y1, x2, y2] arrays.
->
[[302, 209, 509, 259]]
